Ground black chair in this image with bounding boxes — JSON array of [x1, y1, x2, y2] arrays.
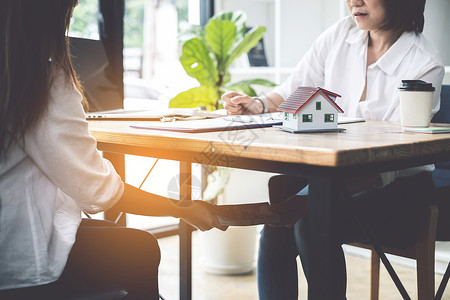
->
[[432, 85, 450, 188], [0, 216, 163, 300], [349, 206, 438, 300], [0, 285, 128, 300], [348, 85, 450, 300], [431, 84, 450, 300]]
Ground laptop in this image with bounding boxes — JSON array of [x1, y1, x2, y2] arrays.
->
[[86, 107, 228, 121], [70, 37, 213, 121], [70, 37, 125, 112]]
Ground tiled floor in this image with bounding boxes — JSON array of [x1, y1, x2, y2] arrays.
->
[[157, 231, 450, 300]]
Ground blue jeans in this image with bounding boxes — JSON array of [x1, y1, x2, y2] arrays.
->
[[257, 175, 307, 300], [257, 172, 433, 300], [258, 225, 299, 300]]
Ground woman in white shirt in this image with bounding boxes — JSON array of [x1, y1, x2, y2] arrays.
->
[[222, 0, 444, 299], [0, 1, 226, 299]]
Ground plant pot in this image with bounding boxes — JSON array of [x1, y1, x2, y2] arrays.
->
[[199, 168, 275, 275], [199, 226, 257, 275]]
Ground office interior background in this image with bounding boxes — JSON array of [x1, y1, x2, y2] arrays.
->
[[70, 0, 449, 94], [69, 1, 450, 298]]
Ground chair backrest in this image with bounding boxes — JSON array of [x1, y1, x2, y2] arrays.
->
[[432, 85, 450, 123], [431, 85, 450, 173]]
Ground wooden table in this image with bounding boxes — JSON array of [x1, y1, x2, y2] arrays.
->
[[89, 119, 450, 300]]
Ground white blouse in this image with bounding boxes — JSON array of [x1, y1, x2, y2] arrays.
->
[[0, 72, 124, 289], [273, 16, 445, 186]]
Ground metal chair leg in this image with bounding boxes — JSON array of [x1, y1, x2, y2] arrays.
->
[[436, 262, 450, 300]]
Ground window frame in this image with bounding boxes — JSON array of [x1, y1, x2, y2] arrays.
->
[[324, 113, 335, 123], [316, 101, 321, 110], [302, 114, 313, 122]]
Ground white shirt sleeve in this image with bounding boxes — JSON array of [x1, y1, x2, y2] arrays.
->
[[24, 72, 124, 213]]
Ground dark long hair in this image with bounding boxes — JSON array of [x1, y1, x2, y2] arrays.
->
[[382, 0, 426, 33], [0, 0, 84, 155]]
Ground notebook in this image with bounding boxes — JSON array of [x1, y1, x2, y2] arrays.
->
[[127, 113, 364, 133], [403, 126, 450, 134], [129, 114, 283, 133]]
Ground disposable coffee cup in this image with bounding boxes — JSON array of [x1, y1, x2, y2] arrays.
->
[[398, 80, 435, 128]]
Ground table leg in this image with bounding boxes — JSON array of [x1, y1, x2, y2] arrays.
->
[[179, 220, 193, 300], [179, 162, 193, 300], [306, 174, 339, 300]]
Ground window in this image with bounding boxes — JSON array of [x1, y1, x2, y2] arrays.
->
[[302, 114, 313, 122], [285, 112, 289, 121], [70, 0, 207, 97], [316, 101, 321, 110], [324, 114, 335, 122], [293, 113, 297, 119], [69, 0, 99, 39], [122, 0, 204, 95]]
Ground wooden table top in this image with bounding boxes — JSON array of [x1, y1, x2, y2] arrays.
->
[[89, 120, 450, 169]]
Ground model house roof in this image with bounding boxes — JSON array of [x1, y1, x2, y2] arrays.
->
[[277, 87, 343, 114]]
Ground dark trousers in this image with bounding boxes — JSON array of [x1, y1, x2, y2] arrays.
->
[[1, 218, 161, 300], [258, 172, 433, 300]]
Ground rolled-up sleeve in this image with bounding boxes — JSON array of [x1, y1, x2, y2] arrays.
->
[[24, 73, 124, 213]]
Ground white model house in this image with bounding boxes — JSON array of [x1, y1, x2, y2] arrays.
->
[[277, 87, 343, 132]]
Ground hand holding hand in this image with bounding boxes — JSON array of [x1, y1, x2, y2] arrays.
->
[[179, 201, 228, 231], [268, 195, 308, 227], [211, 197, 307, 227], [214, 202, 276, 226], [222, 91, 263, 115]]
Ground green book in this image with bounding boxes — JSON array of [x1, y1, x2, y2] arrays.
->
[[403, 126, 450, 134]]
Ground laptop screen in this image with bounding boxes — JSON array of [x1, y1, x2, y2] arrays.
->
[[70, 37, 123, 111]]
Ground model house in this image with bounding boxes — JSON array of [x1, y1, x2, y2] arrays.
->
[[277, 86, 343, 132]]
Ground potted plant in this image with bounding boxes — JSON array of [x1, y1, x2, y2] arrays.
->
[[169, 11, 276, 275], [200, 167, 274, 275], [169, 10, 275, 110]]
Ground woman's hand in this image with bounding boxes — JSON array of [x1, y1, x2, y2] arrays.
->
[[222, 91, 263, 115], [210, 196, 307, 228], [179, 201, 228, 231], [268, 194, 308, 227]]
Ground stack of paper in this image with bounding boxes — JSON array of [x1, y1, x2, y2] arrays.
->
[[403, 126, 450, 134]]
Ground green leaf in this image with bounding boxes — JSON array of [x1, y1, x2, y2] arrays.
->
[[180, 38, 218, 86], [229, 85, 257, 97], [203, 167, 234, 201], [221, 70, 231, 86], [226, 78, 276, 97], [205, 19, 236, 65], [213, 10, 247, 37], [230, 78, 277, 87], [225, 26, 266, 69], [178, 24, 204, 43], [169, 86, 219, 111]]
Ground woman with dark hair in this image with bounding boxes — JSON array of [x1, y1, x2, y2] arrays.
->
[[0, 1, 226, 299], [222, 0, 444, 299], [382, 0, 426, 32]]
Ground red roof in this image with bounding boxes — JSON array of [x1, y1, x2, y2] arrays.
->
[[277, 87, 343, 114]]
